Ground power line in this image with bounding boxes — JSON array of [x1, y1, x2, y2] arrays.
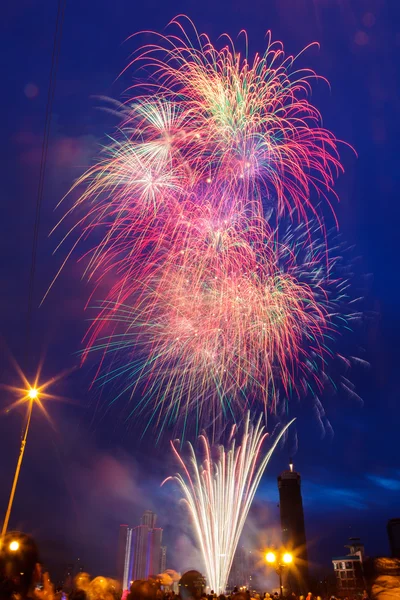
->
[[25, 0, 67, 363]]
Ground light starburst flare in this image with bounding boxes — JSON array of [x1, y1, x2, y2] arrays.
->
[[0, 355, 71, 426]]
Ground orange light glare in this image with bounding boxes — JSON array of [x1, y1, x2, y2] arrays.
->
[[9, 541, 20, 552], [282, 552, 293, 564], [266, 551, 276, 563]]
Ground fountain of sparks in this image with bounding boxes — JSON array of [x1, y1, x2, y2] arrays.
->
[[164, 413, 294, 593]]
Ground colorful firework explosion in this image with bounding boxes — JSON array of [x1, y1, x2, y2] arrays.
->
[[50, 17, 357, 434], [80, 215, 365, 437]]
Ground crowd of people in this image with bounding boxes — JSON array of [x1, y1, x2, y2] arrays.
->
[[0, 532, 120, 600], [0, 532, 370, 600], [202, 589, 368, 600]]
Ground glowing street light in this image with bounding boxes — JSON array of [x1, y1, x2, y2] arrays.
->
[[265, 550, 294, 598], [9, 540, 20, 552], [1, 386, 41, 537], [0, 363, 69, 537], [282, 552, 293, 565], [266, 551, 277, 564], [27, 388, 38, 400]]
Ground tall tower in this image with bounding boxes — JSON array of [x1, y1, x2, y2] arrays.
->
[[130, 511, 163, 580], [132, 522, 150, 580], [118, 511, 163, 586], [142, 510, 157, 529], [277, 461, 309, 594]]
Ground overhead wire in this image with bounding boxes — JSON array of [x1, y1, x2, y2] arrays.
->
[[25, 0, 67, 362]]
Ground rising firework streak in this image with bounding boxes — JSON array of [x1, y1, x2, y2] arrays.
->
[[163, 413, 295, 593]]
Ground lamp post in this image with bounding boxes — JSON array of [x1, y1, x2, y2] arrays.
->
[[0, 364, 67, 537], [266, 550, 293, 598], [1, 388, 38, 536]]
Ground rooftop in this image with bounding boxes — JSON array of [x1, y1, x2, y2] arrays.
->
[[332, 555, 361, 562]]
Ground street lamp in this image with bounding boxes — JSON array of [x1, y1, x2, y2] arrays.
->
[[9, 540, 20, 552], [1, 387, 40, 536], [266, 552, 277, 564], [0, 361, 69, 536], [282, 553, 293, 565], [265, 550, 293, 598]]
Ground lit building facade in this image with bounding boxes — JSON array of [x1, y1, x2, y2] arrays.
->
[[277, 462, 309, 594], [116, 511, 163, 589], [117, 525, 133, 589], [132, 524, 150, 580], [148, 526, 163, 577], [142, 510, 157, 529], [332, 538, 366, 596]]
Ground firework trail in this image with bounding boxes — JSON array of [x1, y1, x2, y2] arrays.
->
[[163, 413, 294, 593]]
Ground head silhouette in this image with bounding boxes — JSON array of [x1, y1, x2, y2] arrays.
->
[[0, 531, 40, 599]]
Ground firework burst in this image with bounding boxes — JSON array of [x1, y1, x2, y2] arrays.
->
[[163, 413, 294, 593], [82, 215, 365, 435], [128, 15, 344, 222], [84, 233, 329, 431], [49, 18, 358, 434]]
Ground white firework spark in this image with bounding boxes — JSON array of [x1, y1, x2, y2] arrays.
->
[[163, 413, 294, 593]]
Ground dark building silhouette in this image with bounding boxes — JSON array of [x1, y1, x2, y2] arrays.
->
[[278, 461, 309, 594], [387, 518, 400, 558], [61, 559, 85, 592]]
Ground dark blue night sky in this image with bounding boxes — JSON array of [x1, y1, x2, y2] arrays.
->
[[1, 0, 400, 584]]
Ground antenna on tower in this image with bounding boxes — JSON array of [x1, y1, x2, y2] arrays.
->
[[289, 458, 294, 472]]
